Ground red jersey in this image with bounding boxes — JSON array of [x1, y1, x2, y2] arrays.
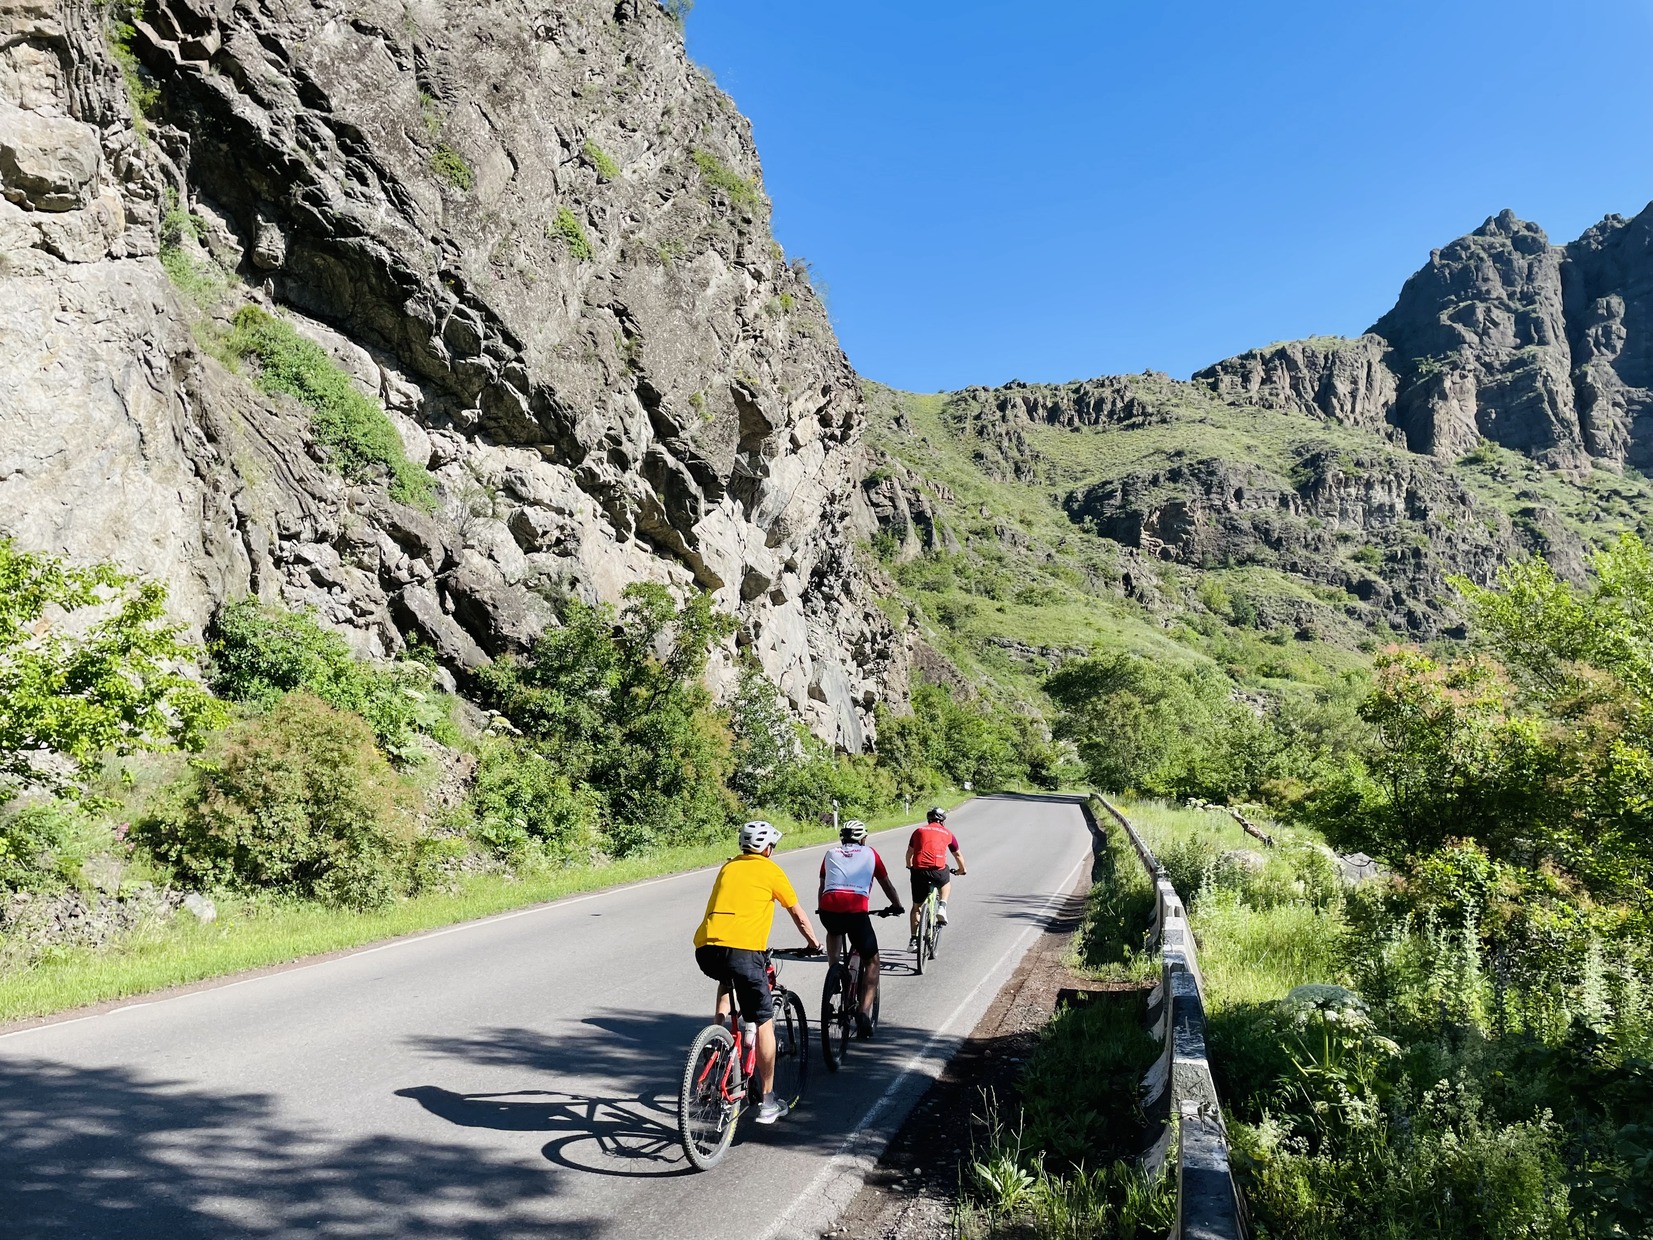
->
[[819, 844, 888, 913], [908, 824, 959, 871]]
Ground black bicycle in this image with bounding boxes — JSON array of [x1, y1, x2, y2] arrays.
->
[[820, 906, 902, 1071], [914, 868, 962, 975], [677, 947, 814, 1171]]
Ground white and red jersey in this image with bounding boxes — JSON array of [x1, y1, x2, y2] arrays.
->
[[819, 843, 889, 914]]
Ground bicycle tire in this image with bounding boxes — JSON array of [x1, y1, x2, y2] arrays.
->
[[772, 989, 809, 1108], [678, 1023, 738, 1171], [915, 903, 930, 976], [929, 913, 944, 962], [821, 963, 850, 1072]]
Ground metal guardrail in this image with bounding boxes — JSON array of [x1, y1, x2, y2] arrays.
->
[[1089, 793, 1244, 1240]]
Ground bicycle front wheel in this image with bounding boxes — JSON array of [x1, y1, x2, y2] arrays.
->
[[821, 964, 850, 1072], [679, 1023, 738, 1171], [772, 989, 810, 1108]]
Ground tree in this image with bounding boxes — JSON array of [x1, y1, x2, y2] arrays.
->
[[0, 537, 222, 799]]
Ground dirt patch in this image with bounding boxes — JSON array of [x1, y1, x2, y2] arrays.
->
[[827, 869, 1123, 1240]]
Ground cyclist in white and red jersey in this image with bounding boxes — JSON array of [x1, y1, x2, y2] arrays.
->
[[818, 820, 904, 1039], [907, 806, 967, 945]]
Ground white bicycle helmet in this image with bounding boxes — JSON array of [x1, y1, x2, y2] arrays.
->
[[739, 819, 782, 853], [840, 819, 869, 844]]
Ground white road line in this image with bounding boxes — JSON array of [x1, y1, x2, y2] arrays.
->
[[759, 845, 1092, 1240]]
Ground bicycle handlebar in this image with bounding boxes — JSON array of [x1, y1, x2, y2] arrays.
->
[[815, 906, 905, 916], [770, 946, 824, 960]]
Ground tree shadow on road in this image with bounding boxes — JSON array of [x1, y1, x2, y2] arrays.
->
[[0, 1057, 604, 1239]]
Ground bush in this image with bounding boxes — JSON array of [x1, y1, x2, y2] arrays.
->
[[226, 307, 435, 510], [430, 142, 473, 190], [0, 801, 108, 893], [550, 206, 593, 260], [468, 740, 601, 864], [580, 139, 619, 181], [0, 537, 224, 798], [875, 680, 1030, 798], [135, 692, 420, 907], [691, 148, 760, 208], [208, 600, 454, 763]]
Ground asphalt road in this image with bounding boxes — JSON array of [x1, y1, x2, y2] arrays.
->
[[0, 793, 1093, 1239]]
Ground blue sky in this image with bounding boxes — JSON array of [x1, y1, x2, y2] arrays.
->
[[684, 1, 1653, 393]]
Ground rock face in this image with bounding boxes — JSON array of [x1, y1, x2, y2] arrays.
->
[[1199, 205, 1653, 472], [0, 0, 903, 748]]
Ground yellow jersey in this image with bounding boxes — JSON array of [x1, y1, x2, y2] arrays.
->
[[693, 853, 799, 951]]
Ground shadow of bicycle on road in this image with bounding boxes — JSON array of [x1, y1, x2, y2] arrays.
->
[[396, 1085, 690, 1178]]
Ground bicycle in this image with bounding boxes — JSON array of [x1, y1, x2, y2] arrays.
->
[[820, 906, 902, 1072], [913, 868, 962, 976], [677, 947, 815, 1171]]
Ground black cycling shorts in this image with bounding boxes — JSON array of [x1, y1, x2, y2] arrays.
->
[[820, 910, 879, 962], [694, 945, 774, 1025], [909, 866, 950, 905]]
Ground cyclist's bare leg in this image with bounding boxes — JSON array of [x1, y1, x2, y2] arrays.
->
[[713, 981, 733, 1026], [908, 900, 922, 939], [860, 953, 881, 1017], [826, 930, 845, 968], [755, 1017, 777, 1094], [938, 880, 952, 905]]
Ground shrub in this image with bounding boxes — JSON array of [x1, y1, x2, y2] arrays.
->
[[0, 537, 223, 798], [135, 692, 420, 907], [0, 801, 107, 893], [691, 148, 760, 208], [208, 599, 454, 762], [226, 307, 436, 510], [580, 138, 619, 181], [430, 142, 473, 190], [550, 206, 593, 261], [468, 739, 601, 864]]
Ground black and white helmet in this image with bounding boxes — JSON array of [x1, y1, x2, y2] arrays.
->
[[739, 819, 783, 853], [926, 806, 947, 824], [840, 819, 869, 844]]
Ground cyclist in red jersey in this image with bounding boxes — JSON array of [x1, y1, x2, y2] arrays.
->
[[906, 806, 967, 946]]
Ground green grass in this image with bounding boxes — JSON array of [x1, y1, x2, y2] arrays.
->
[[430, 142, 473, 191], [581, 138, 619, 181], [691, 148, 761, 208], [226, 306, 436, 510], [550, 206, 593, 261], [0, 792, 973, 1024]]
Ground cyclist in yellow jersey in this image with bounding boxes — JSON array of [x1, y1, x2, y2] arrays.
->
[[693, 819, 823, 1124]]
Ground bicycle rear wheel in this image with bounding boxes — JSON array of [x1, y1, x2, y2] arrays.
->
[[929, 912, 944, 962], [821, 964, 850, 1072], [678, 1023, 738, 1171], [915, 904, 930, 976], [772, 989, 810, 1107]]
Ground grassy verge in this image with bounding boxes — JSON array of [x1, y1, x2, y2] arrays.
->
[[0, 793, 971, 1025]]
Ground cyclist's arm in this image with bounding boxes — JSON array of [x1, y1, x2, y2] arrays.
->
[[949, 841, 967, 875], [784, 899, 823, 952]]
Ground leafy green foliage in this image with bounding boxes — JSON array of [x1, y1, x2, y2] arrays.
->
[[430, 142, 474, 190], [875, 680, 1037, 798], [100, 0, 158, 136], [480, 584, 737, 854], [207, 600, 454, 762], [0, 801, 109, 893], [466, 739, 602, 864], [727, 668, 894, 819], [580, 139, 619, 181], [135, 692, 420, 907], [226, 307, 436, 510], [0, 538, 223, 798], [550, 206, 593, 261], [691, 148, 760, 208]]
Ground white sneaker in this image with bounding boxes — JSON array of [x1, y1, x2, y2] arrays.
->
[[756, 1095, 790, 1125], [936, 902, 949, 926]]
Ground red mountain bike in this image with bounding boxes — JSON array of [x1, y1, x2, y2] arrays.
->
[[677, 948, 813, 1171]]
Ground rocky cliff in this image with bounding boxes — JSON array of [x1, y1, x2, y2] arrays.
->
[[0, 0, 902, 748]]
